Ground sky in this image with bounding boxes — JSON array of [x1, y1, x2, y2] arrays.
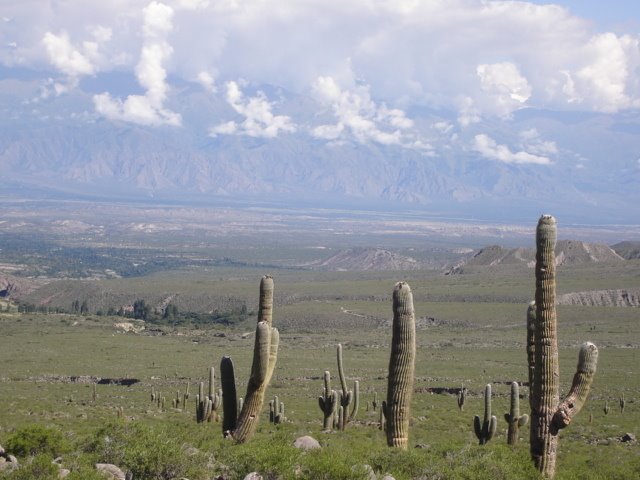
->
[[1, 0, 640, 157]]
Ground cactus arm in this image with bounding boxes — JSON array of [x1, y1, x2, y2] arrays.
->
[[551, 342, 598, 433], [350, 380, 360, 421], [337, 344, 348, 395], [385, 282, 416, 449]]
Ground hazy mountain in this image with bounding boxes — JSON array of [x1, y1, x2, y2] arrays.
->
[[2, 79, 639, 222]]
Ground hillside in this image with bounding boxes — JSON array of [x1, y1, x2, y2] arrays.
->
[[447, 240, 624, 274], [309, 248, 421, 271], [611, 241, 640, 260]]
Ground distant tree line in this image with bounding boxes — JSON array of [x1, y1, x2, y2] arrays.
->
[[13, 297, 250, 327]]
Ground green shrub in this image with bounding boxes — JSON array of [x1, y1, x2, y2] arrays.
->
[[86, 422, 208, 480], [5, 424, 70, 458], [2, 454, 59, 480]]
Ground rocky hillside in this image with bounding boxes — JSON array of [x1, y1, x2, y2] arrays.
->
[[557, 289, 640, 307], [447, 240, 624, 274], [611, 241, 640, 260], [310, 248, 421, 271]]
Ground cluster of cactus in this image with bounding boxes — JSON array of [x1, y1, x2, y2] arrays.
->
[[382, 281, 416, 449], [220, 275, 279, 443], [529, 215, 599, 478], [196, 367, 222, 423], [473, 384, 497, 445], [504, 381, 528, 445], [269, 395, 286, 424]]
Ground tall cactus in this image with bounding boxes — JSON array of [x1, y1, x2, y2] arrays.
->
[[474, 383, 497, 445], [529, 215, 599, 478], [504, 381, 528, 445], [230, 275, 279, 444], [383, 281, 416, 449], [220, 355, 237, 435], [318, 370, 338, 431], [336, 344, 360, 428]]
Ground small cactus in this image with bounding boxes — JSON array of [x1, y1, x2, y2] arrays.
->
[[604, 400, 610, 415], [457, 384, 466, 411], [474, 384, 497, 445], [619, 394, 625, 413], [504, 382, 528, 445], [384, 281, 416, 449]]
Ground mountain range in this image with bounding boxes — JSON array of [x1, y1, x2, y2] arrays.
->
[[2, 77, 640, 222]]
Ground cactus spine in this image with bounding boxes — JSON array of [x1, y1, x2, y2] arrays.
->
[[530, 215, 599, 478], [318, 370, 338, 431], [504, 381, 529, 445], [220, 355, 237, 435], [230, 275, 279, 443], [383, 281, 416, 449], [474, 383, 497, 445]]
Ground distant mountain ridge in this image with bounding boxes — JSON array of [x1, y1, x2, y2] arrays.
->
[[1, 83, 639, 221], [447, 240, 624, 274]]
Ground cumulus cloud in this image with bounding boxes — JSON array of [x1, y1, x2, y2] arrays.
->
[[4, 0, 640, 126], [311, 76, 422, 148], [93, 1, 181, 126], [472, 134, 552, 165], [42, 31, 95, 77], [476, 62, 532, 117], [518, 128, 558, 156], [210, 81, 296, 138]]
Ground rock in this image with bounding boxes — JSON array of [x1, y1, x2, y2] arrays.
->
[[381, 475, 396, 480], [7, 455, 17, 464], [243, 473, 263, 480], [620, 433, 636, 443], [414, 443, 430, 449], [293, 435, 321, 450], [0, 460, 17, 473], [0, 444, 4, 455], [352, 464, 376, 480], [96, 463, 126, 480], [59, 468, 71, 478]]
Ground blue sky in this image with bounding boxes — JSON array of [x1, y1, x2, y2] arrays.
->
[[532, 1, 640, 31]]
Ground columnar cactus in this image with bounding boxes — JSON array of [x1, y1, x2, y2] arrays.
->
[[229, 275, 279, 443], [220, 355, 237, 435], [457, 384, 466, 411], [526, 301, 536, 410], [604, 400, 610, 415], [529, 215, 599, 478], [504, 381, 528, 445], [383, 281, 416, 449], [318, 370, 338, 431], [269, 396, 285, 424], [336, 344, 359, 428], [207, 367, 222, 422], [619, 394, 625, 413], [474, 383, 497, 445]]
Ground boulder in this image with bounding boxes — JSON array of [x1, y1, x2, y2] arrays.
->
[[96, 463, 126, 480], [293, 436, 321, 450]]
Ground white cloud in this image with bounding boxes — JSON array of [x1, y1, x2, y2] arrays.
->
[[210, 81, 296, 138], [473, 134, 552, 165], [42, 31, 95, 77], [518, 128, 558, 156], [311, 76, 421, 148], [197, 71, 216, 92], [93, 1, 181, 126], [476, 62, 532, 117], [5, 0, 640, 123]]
